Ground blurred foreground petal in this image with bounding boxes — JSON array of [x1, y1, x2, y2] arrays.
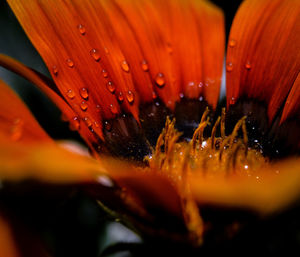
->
[[190, 158, 300, 214]]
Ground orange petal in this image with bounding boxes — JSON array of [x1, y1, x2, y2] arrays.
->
[[112, 0, 224, 109], [226, 0, 300, 122], [7, 0, 224, 138], [281, 72, 300, 123], [98, 158, 183, 219], [190, 157, 300, 214], [0, 79, 51, 143], [0, 140, 103, 183], [0, 216, 20, 257], [0, 54, 76, 122]]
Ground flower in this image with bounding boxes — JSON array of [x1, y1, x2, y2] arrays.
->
[[0, 0, 299, 255]]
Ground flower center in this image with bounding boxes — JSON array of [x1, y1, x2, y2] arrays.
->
[[147, 107, 268, 179]]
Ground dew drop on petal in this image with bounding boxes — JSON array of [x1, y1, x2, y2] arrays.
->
[[155, 73, 165, 87], [110, 104, 118, 114], [226, 62, 233, 72], [96, 104, 101, 113], [104, 121, 112, 131], [90, 49, 101, 61], [121, 60, 130, 72], [126, 90, 134, 103], [179, 92, 184, 99], [188, 81, 195, 88], [118, 91, 124, 102], [52, 65, 58, 76], [229, 39, 236, 47], [83, 117, 92, 127], [80, 101, 88, 111], [106, 81, 115, 93], [229, 97, 236, 105], [77, 24, 86, 35], [141, 60, 149, 71], [66, 89, 75, 99], [94, 121, 99, 128], [245, 61, 251, 70], [102, 69, 108, 78], [199, 96, 204, 102], [152, 91, 158, 99], [69, 116, 80, 131], [66, 59, 74, 68], [80, 87, 89, 99]]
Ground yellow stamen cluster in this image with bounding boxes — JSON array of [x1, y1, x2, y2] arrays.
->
[[147, 107, 267, 180], [145, 107, 268, 245]]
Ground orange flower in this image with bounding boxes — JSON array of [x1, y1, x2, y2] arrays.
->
[[0, 0, 299, 254]]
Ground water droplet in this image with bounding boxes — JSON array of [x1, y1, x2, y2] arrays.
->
[[66, 59, 74, 68], [179, 92, 184, 98], [152, 91, 157, 99], [66, 89, 75, 99], [69, 116, 80, 131], [102, 69, 108, 78], [155, 73, 165, 87], [121, 60, 130, 72], [106, 81, 115, 93], [198, 82, 203, 88], [52, 65, 58, 76], [226, 62, 233, 72], [188, 81, 195, 88], [245, 61, 251, 70], [80, 101, 88, 111], [229, 97, 236, 105], [96, 105, 101, 113], [110, 104, 118, 114], [77, 24, 86, 35], [141, 60, 149, 71], [229, 39, 236, 47], [94, 121, 99, 128], [83, 117, 92, 127], [126, 90, 134, 103], [104, 121, 112, 131], [118, 91, 124, 102], [80, 87, 89, 99], [90, 49, 101, 61], [199, 96, 204, 101]]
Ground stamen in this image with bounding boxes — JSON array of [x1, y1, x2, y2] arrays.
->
[[211, 116, 221, 149], [221, 108, 226, 138], [192, 120, 210, 150], [229, 116, 246, 147], [200, 106, 210, 123], [242, 118, 248, 156], [147, 107, 267, 245]]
